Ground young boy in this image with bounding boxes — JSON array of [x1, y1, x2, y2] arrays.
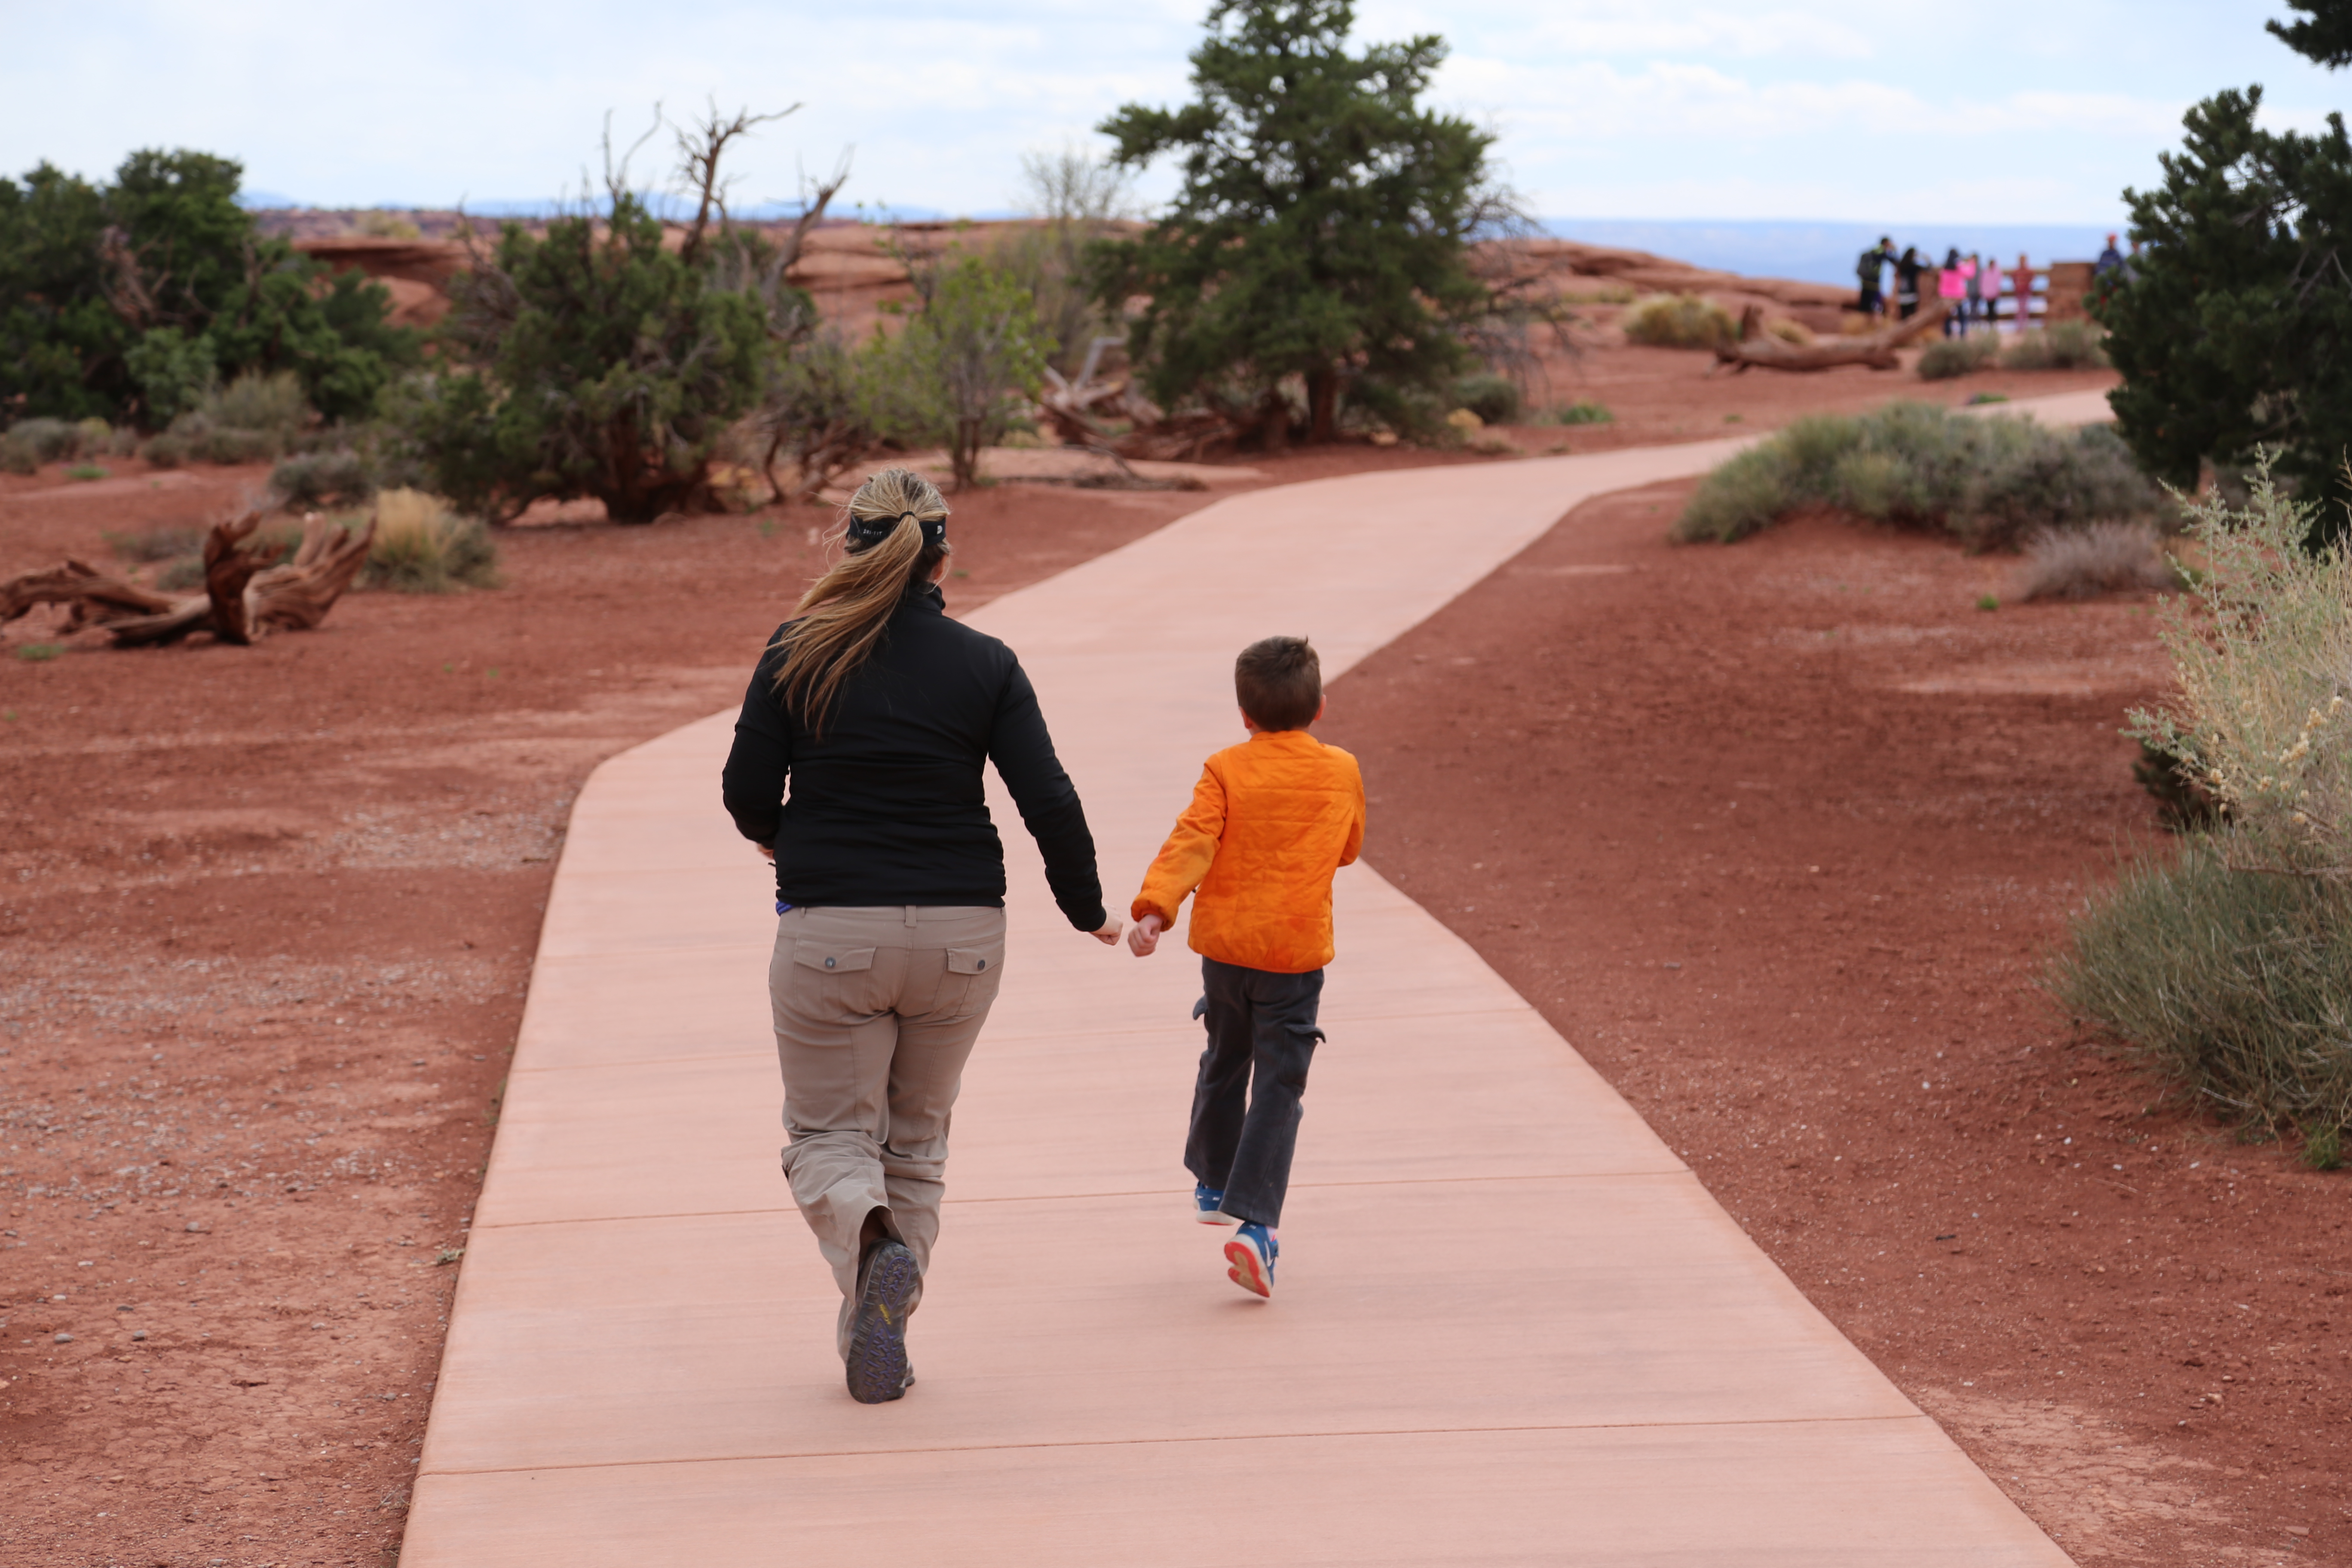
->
[[1127, 636, 1366, 1298]]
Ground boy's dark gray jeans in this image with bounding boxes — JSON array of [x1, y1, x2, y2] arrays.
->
[[1185, 958, 1324, 1228]]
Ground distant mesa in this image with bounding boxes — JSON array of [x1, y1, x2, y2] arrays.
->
[[261, 204, 1871, 342]]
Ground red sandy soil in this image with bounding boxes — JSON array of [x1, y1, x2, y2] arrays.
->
[[0, 352, 2192, 1567], [1318, 482, 2352, 1568]]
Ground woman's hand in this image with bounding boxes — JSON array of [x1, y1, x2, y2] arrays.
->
[[1090, 917, 1124, 946], [1127, 914, 1167, 957], [756, 844, 775, 861]]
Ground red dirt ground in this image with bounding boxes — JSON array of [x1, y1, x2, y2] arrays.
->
[[1318, 481, 2352, 1568], [3, 351, 2253, 1568]]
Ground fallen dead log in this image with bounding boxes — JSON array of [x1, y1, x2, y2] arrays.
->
[[1, 511, 376, 648], [1712, 303, 1946, 373]]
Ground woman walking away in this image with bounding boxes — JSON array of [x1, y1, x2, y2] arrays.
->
[[1894, 246, 1923, 319], [2012, 253, 2037, 328], [722, 466, 1121, 1404], [1938, 247, 1968, 337]]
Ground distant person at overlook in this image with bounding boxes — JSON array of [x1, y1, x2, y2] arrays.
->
[[1963, 251, 1984, 328], [1978, 254, 2004, 326], [1938, 247, 1969, 336], [2011, 252, 2037, 328], [2096, 233, 2125, 275], [722, 466, 1121, 1404], [1894, 246, 1924, 319], [1855, 236, 1895, 317]]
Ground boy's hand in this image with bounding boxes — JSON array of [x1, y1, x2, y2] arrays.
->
[[1127, 914, 1167, 957], [1090, 917, 1124, 946]]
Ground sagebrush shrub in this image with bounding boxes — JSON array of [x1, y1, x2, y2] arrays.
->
[[2013, 521, 2178, 600], [2132, 461, 2352, 880], [2003, 320, 2109, 372], [1672, 402, 2164, 548], [1621, 293, 1737, 349], [198, 371, 309, 435], [105, 525, 205, 563], [271, 449, 372, 507], [1543, 401, 1612, 426], [1916, 335, 1999, 380], [2050, 840, 2352, 1136], [6, 417, 81, 462], [1451, 373, 1521, 425]]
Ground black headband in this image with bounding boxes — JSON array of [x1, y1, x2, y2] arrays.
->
[[846, 510, 946, 549]]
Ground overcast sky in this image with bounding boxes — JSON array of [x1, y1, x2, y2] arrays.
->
[[1, 1, 2341, 224]]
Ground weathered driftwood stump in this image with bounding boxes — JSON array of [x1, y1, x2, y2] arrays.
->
[[0, 511, 377, 648], [1712, 303, 1947, 373]]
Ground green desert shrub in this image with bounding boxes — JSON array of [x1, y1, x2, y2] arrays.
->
[[1542, 400, 1612, 425], [1672, 402, 2164, 549], [1621, 293, 1738, 349], [141, 432, 188, 468], [1916, 334, 2000, 380], [1450, 373, 1522, 425], [0, 435, 35, 475], [2049, 840, 2352, 1137], [359, 487, 500, 593], [2003, 320, 2109, 372]]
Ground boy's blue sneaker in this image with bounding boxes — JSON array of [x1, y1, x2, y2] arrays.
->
[[844, 1240, 918, 1404], [1193, 1182, 1240, 1225], [1223, 1222, 1277, 1298]]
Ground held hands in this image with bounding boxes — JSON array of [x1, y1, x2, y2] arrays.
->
[[1127, 913, 1167, 958]]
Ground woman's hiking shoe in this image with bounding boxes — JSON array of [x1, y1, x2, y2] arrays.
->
[[1224, 1223, 1277, 1298], [1193, 1182, 1240, 1225], [845, 1240, 919, 1404]]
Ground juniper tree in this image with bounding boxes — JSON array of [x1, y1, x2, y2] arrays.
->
[[1090, 0, 1504, 444], [2101, 10, 2352, 530]]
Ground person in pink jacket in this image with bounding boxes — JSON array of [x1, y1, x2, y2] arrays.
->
[[1938, 248, 1968, 337], [1979, 255, 2005, 326]]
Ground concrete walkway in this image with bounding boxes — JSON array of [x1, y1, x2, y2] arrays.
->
[[402, 394, 2109, 1566]]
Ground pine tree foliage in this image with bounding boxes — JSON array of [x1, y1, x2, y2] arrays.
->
[[2270, 0, 2352, 67]]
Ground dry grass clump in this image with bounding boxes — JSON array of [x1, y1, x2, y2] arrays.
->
[[2013, 521, 2178, 600], [1673, 402, 2162, 549], [1621, 293, 1738, 349], [361, 489, 500, 593], [1762, 317, 1815, 346]]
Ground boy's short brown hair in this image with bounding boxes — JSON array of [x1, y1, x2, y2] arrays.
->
[[1235, 636, 1321, 731]]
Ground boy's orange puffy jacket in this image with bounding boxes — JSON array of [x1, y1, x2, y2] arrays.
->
[[1132, 729, 1366, 974]]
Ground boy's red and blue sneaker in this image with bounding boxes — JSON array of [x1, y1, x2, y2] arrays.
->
[[1193, 1182, 1240, 1225], [1224, 1222, 1277, 1298]]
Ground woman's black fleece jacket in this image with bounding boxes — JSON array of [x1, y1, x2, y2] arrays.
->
[[720, 584, 1107, 931]]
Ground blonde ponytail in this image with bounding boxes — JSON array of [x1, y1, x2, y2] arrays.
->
[[771, 467, 951, 735]]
